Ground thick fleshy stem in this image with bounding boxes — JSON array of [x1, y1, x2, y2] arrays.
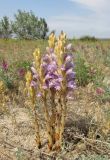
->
[[33, 103, 41, 149], [50, 90, 57, 146], [43, 94, 53, 150], [54, 96, 62, 150], [59, 93, 67, 147], [29, 86, 41, 149]]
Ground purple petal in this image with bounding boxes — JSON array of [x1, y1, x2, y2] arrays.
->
[[65, 55, 72, 62], [47, 63, 57, 72], [43, 54, 51, 63], [67, 81, 76, 89], [63, 53, 73, 61], [37, 93, 42, 97], [30, 81, 37, 88], [61, 65, 65, 71], [65, 62, 74, 70], [66, 72, 75, 82]]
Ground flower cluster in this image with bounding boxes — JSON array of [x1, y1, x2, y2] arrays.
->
[[41, 52, 62, 91], [62, 52, 76, 99], [25, 31, 76, 150]]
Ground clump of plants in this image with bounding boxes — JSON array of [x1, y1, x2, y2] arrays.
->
[[25, 31, 76, 151], [0, 60, 15, 89]]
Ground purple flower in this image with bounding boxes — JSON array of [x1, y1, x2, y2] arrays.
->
[[42, 54, 51, 63], [41, 51, 63, 91], [65, 62, 74, 70], [18, 68, 25, 77], [67, 80, 76, 89], [61, 65, 65, 71], [65, 55, 73, 63], [48, 79, 61, 91], [62, 51, 76, 94], [45, 73, 53, 80], [47, 63, 57, 73], [66, 72, 75, 82], [30, 80, 37, 88], [37, 92, 42, 97], [66, 68, 73, 74], [63, 53, 73, 62], [44, 72, 62, 91], [2, 60, 8, 71]]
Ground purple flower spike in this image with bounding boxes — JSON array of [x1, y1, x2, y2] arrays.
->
[[41, 51, 62, 92]]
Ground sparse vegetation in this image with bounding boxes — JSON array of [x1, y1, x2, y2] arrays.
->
[[0, 35, 110, 159]]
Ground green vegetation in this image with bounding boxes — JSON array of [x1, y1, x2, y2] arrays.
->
[[0, 16, 12, 39], [0, 10, 49, 40], [79, 35, 98, 41]]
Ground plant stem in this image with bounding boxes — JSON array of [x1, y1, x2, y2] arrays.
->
[[43, 96, 53, 150], [59, 94, 67, 147], [54, 97, 62, 150], [33, 104, 41, 149], [50, 92, 56, 145]]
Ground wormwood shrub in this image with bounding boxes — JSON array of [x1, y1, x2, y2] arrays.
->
[[25, 31, 76, 151]]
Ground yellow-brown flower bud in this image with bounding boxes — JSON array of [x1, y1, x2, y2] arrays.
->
[[48, 32, 56, 48], [25, 71, 32, 83]]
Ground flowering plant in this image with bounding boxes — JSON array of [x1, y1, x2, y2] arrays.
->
[[25, 31, 76, 150]]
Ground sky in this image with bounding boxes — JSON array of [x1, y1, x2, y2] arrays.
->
[[0, 0, 110, 38]]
